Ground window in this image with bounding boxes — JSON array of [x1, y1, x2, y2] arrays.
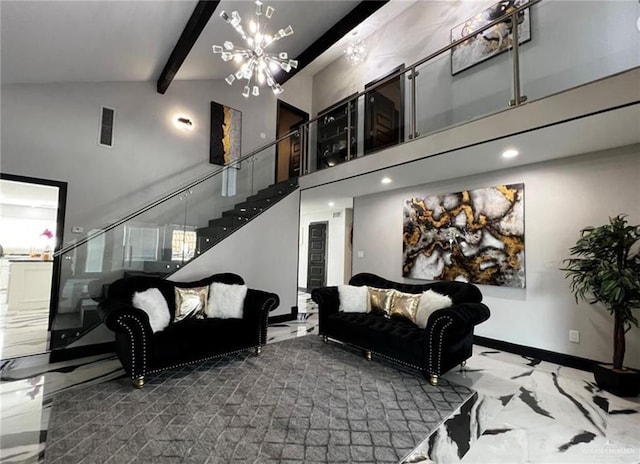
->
[[171, 229, 197, 261], [123, 225, 159, 263]]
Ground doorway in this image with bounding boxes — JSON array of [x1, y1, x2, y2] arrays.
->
[[0, 173, 67, 359], [306, 222, 328, 290], [276, 100, 309, 183], [364, 65, 405, 155]]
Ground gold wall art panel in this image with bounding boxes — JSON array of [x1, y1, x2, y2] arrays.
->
[[403, 183, 525, 288]]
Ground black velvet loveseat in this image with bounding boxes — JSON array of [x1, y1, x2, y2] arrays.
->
[[98, 272, 279, 388], [312, 273, 490, 385]]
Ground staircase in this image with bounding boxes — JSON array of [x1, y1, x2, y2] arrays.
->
[[50, 177, 299, 351], [196, 179, 298, 249]]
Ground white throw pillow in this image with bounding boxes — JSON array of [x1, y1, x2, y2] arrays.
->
[[132, 288, 171, 333], [415, 290, 453, 329], [338, 285, 370, 313], [206, 282, 248, 319]]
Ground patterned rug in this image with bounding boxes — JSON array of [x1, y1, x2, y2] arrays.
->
[[45, 336, 473, 463]]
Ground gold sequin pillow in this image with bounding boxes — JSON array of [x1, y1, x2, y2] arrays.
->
[[389, 291, 421, 324], [174, 286, 208, 322], [368, 287, 395, 316]]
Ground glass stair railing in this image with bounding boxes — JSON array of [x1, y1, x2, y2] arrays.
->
[[51, 135, 299, 351]]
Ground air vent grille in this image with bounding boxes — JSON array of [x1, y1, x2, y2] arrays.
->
[[99, 106, 115, 147]]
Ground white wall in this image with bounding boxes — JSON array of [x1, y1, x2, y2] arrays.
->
[[298, 207, 351, 289], [172, 190, 300, 318], [312, 0, 640, 131], [281, 72, 314, 117], [1, 79, 280, 246], [352, 145, 640, 369]]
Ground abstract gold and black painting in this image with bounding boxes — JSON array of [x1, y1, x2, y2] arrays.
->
[[210, 101, 241, 168], [403, 183, 525, 288]]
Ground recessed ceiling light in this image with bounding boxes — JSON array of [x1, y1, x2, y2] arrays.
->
[[502, 149, 519, 159], [381, 177, 392, 184], [328, 201, 335, 207]]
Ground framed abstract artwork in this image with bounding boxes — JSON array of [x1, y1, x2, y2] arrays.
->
[[450, 0, 532, 75], [402, 183, 525, 288], [210, 101, 242, 168]]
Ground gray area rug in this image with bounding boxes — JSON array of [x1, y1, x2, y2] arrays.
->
[[45, 336, 473, 464]]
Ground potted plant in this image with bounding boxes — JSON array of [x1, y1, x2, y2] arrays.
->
[[562, 214, 640, 397]]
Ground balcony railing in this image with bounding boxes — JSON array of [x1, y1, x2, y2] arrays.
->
[[298, 0, 639, 174]]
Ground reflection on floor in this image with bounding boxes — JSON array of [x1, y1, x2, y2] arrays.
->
[[0, 302, 49, 360], [1, 311, 639, 463]]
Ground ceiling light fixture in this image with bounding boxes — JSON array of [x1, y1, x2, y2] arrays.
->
[[344, 31, 366, 66], [328, 201, 335, 207], [502, 149, 519, 158], [381, 177, 392, 185], [213, 1, 297, 98]]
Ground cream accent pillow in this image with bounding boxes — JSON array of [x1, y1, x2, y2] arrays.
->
[[174, 286, 208, 322], [338, 285, 369, 313], [206, 282, 248, 319], [415, 290, 453, 329], [132, 288, 171, 333]]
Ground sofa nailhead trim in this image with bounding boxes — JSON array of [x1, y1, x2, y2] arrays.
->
[[258, 296, 278, 346], [327, 338, 422, 371], [122, 295, 279, 379], [428, 316, 453, 375], [146, 346, 254, 375], [117, 314, 147, 379]]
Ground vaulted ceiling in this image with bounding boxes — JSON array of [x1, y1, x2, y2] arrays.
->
[[0, 0, 403, 87]]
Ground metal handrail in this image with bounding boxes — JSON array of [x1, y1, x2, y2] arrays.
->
[[55, 128, 300, 256], [55, 0, 539, 257], [303, 0, 539, 129]]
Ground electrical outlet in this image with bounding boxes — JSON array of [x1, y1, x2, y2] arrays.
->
[[357, 251, 365, 258], [569, 329, 580, 343], [71, 226, 84, 234]]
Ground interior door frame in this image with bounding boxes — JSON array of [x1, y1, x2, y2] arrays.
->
[[364, 64, 405, 154], [0, 172, 67, 332], [306, 221, 328, 291], [275, 100, 309, 183]]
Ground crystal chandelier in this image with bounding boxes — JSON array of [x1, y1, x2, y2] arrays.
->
[[344, 32, 366, 66], [213, 1, 298, 98]]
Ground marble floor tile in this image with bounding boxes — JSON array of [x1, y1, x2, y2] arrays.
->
[[1, 312, 640, 464], [0, 304, 49, 360]]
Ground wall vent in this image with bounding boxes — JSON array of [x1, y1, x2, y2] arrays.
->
[[98, 106, 115, 148], [332, 212, 342, 218]]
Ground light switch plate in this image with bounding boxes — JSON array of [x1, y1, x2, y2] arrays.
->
[[357, 251, 365, 258]]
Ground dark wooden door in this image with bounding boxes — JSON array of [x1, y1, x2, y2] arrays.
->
[[365, 91, 399, 153], [288, 128, 301, 178], [364, 66, 404, 155], [307, 222, 327, 290]]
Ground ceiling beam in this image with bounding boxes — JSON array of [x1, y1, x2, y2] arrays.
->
[[157, 0, 221, 95], [277, 1, 389, 86]]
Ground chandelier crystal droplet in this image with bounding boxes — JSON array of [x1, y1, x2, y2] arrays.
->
[[213, 0, 298, 97]]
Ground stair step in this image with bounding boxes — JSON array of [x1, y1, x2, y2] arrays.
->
[[247, 178, 298, 202], [222, 206, 262, 218], [208, 216, 235, 228]]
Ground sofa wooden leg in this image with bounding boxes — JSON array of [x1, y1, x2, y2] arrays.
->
[[365, 351, 372, 361], [255, 345, 262, 356], [322, 335, 328, 343], [429, 374, 438, 386], [133, 376, 145, 389]]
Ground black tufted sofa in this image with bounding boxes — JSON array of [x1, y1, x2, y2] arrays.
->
[[98, 273, 279, 388], [311, 273, 490, 385]]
